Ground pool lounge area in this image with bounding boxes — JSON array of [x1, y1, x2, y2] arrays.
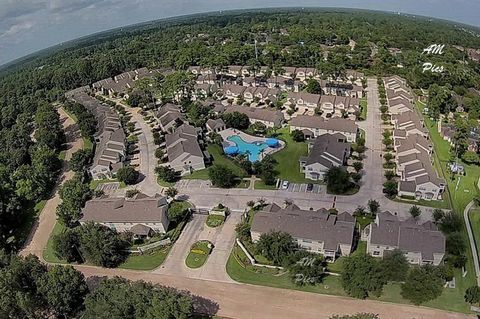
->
[[220, 128, 284, 162]]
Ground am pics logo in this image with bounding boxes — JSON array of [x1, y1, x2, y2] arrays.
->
[[293, 257, 319, 284], [422, 44, 445, 73]]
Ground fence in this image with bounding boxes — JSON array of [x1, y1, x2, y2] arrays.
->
[[129, 238, 171, 254]]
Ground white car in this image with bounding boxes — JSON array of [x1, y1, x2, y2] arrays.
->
[[281, 180, 289, 190]]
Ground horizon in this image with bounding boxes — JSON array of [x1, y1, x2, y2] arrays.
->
[[0, 0, 480, 68]]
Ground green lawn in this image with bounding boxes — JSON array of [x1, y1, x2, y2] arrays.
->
[[469, 209, 480, 261], [184, 144, 247, 180], [254, 180, 277, 190], [359, 96, 367, 121], [271, 126, 309, 183], [393, 196, 451, 209], [327, 241, 367, 273], [185, 241, 212, 268], [206, 214, 225, 228], [414, 101, 478, 312], [43, 222, 67, 263], [119, 246, 171, 270], [227, 243, 470, 313]]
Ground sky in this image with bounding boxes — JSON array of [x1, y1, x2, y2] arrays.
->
[[0, 0, 479, 66]]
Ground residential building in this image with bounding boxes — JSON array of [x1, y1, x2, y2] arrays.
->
[[155, 103, 185, 132], [224, 105, 284, 128], [290, 116, 358, 142], [80, 194, 170, 236], [164, 124, 206, 175], [251, 203, 356, 261], [299, 133, 351, 180], [365, 212, 445, 266], [206, 118, 226, 133]]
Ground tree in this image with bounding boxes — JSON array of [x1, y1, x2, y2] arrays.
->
[[250, 121, 267, 133], [465, 286, 480, 305], [384, 170, 395, 180], [288, 252, 325, 286], [305, 79, 322, 94], [353, 161, 363, 172], [409, 205, 421, 219], [222, 111, 250, 129], [57, 178, 91, 227], [341, 254, 386, 299], [401, 265, 443, 305], [77, 222, 129, 267], [433, 208, 445, 223], [165, 187, 178, 198], [380, 249, 409, 282], [383, 180, 398, 198], [83, 277, 194, 319], [167, 201, 190, 222], [291, 129, 305, 142], [383, 152, 393, 164], [446, 232, 466, 256], [38, 265, 88, 317], [256, 231, 297, 266], [254, 155, 278, 185], [209, 165, 237, 188], [155, 165, 178, 183], [235, 221, 251, 241], [367, 199, 380, 214], [52, 228, 82, 262], [116, 166, 139, 185], [325, 167, 352, 194], [462, 151, 480, 164], [439, 211, 462, 234], [69, 149, 92, 172], [154, 147, 164, 159]]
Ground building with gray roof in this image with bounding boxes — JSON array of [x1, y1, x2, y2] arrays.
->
[[80, 194, 170, 236], [251, 204, 356, 261], [365, 212, 445, 265]]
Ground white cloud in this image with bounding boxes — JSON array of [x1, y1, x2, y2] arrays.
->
[[0, 21, 34, 40]]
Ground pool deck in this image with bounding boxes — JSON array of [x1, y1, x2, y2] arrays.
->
[[219, 128, 285, 161]]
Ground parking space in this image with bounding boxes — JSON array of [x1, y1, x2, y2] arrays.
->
[[96, 182, 120, 195], [176, 179, 212, 189], [279, 180, 326, 194]]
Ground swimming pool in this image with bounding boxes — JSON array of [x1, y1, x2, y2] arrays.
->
[[226, 135, 269, 162]]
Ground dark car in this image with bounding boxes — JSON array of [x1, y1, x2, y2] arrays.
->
[[306, 183, 314, 192]]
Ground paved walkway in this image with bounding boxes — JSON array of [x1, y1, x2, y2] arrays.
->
[[75, 264, 472, 319], [20, 108, 84, 257], [464, 201, 480, 285]]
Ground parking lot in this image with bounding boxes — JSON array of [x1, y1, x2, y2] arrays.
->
[[176, 179, 212, 189], [95, 182, 120, 195], [278, 180, 326, 194]]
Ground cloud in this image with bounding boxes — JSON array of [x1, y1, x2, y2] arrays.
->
[[0, 21, 34, 40], [48, 0, 108, 13]]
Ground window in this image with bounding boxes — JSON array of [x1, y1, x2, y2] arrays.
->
[[373, 251, 380, 256], [303, 239, 312, 243]]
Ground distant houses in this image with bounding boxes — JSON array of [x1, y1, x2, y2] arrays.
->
[[251, 203, 356, 261], [365, 212, 445, 266], [223, 105, 285, 128], [80, 194, 170, 238]]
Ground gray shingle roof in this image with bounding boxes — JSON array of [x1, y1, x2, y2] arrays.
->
[[251, 207, 355, 251]]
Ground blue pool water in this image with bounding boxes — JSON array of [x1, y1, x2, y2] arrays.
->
[[226, 135, 269, 162]]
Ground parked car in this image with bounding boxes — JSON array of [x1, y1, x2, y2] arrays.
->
[[306, 183, 314, 192], [281, 180, 289, 189]]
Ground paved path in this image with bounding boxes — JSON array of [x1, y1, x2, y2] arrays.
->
[[155, 212, 241, 283], [464, 201, 480, 285], [20, 108, 84, 257], [76, 265, 472, 319]]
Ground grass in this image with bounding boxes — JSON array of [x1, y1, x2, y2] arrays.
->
[[254, 180, 277, 190], [43, 222, 67, 263], [227, 242, 471, 313], [185, 241, 212, 268], [413, 100, 477, 312], [359, 97, 367, 121], [157, 177, 176, 187], [393, 196, 450, 209], [206, 215, 225, 228], [184, 144, 247, 180], [169, 200, 192, 218], [271, 126, 309, 183], [469, 209, 480, 258], [89, 178, 126, 190], [327, 241, 367, 273], [119, 246, 171, 270]]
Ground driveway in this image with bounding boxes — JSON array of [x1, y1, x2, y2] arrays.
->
[[155, 212, 241, 283]]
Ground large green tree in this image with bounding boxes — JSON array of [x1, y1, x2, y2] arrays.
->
[[401, 265, 444, 305], [341, 254, 386, 299]]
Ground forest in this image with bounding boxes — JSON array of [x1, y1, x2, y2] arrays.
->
[[1, 8, 480, 253]]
